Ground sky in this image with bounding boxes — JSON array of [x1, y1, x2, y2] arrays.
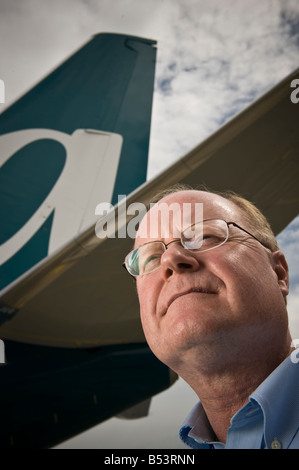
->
[[0, 0, 299, 449]]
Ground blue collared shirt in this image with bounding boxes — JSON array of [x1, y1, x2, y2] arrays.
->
[[179, 349, 299, 449]]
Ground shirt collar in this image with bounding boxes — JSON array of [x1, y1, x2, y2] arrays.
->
[[251, 349, 299, 449], [179, 401, 215, 448], [179, 401, 215, 447]]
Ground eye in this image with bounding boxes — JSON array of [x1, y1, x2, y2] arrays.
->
[[143, 254, 160, 273], [128, 250, 140, 275], [139, 244, 164, 274], [202, 233, 222, 244]]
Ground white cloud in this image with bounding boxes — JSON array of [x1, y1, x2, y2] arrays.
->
[[277, 216, 299, 287], [288, 285, 299, 339], [147, 0, 299, 178], [276, 216, 299, 338]]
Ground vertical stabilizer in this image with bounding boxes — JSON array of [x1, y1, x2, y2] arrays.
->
[[0, 34, 157, 290]]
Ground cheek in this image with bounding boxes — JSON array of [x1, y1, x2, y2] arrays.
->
[[220, 251, 279, 311], [137, 279, 158, 328], [137, 278, 167, 357], [139, 304, 161, 357]]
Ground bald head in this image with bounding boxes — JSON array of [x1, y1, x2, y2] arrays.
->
[[136, 188, 278, 252]]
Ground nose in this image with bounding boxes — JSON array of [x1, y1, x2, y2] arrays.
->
[[160, 240, 201, 279]]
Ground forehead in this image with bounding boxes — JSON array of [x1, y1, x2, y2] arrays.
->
[[135, 190, 241, 247]]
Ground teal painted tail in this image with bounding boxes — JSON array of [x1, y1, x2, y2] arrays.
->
[[0, 33, 157, 290]]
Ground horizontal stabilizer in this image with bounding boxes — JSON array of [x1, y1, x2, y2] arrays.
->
[[116, 398, 152, 420]]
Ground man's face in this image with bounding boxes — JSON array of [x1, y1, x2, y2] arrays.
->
[[135, 191, 289, 373]]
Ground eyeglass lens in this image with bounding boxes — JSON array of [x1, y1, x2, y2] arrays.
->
[[127, 219, 229, 276]]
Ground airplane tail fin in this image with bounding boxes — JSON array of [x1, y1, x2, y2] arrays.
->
[[0, 33, 157, 291]]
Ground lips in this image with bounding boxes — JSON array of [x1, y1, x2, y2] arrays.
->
[[166, 286, 217, 312]]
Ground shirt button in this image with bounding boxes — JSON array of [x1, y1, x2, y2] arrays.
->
[[271, 438, 282, 449]]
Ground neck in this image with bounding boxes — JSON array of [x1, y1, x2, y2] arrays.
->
[[176, 332, 293, 444], [187, 365, 264, 443]]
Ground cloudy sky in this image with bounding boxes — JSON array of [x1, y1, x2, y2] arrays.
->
[[1, 0, 299, 449]]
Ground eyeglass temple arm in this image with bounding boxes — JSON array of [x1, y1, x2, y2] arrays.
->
[[122, 262, 137, 280], [228, 222, 269, 249]]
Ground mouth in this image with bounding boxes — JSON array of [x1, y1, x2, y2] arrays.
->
[[166, 287, 216, 311]]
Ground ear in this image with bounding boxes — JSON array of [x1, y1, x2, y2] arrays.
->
[[271, 251, 289, 298]]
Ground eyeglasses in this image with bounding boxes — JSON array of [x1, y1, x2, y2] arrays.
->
[[123, 218, 269, 278]]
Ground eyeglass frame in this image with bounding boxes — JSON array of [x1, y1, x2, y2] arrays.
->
[[123, 218, 270, 278]]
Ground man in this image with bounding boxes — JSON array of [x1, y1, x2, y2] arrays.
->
[[123, 185, 299, 449]]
